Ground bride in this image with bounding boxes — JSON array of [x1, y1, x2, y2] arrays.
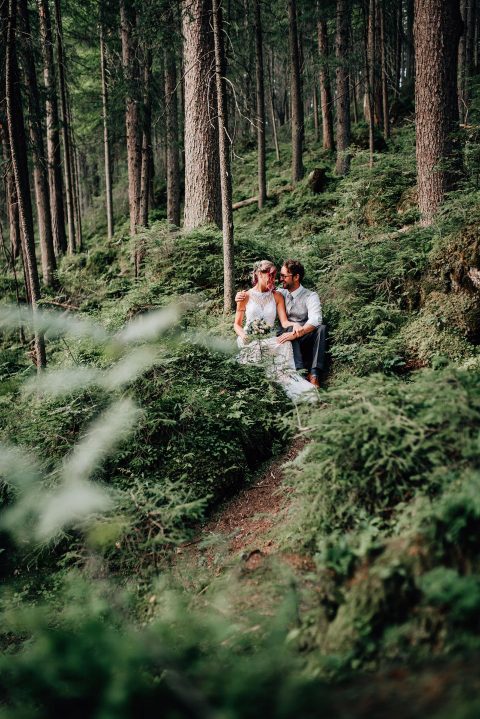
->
[[233, 260, 317, 402]]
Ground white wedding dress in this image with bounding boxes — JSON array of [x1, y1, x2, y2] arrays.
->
[[237, 289, 317, 402]]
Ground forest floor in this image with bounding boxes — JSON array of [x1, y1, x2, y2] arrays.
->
[[171, 436, 317, 625]]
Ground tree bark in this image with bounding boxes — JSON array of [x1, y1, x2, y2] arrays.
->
[[53, 0, 76, 253], [36, 0, 67, 256], [288, 0, 304, 182], [379, 0, 389, 139], [335, 0, 351, 175], [267, 50, 280, 161], [313, 84, 320, 141], [5, 0, 46, 368], [0, 120, 21, 260], [317, 9, 334, 151], [212, 0, 234, 313], [467, 0, 476, 74], [99, 15, 114, 239], [164, 17, 180, 227], [254, 0, 266, 208], [414, 0, 463, 224], [458, 0, 467, 122], [68, 99, 82, 251], [138, 46, 152, 228], [405, 0, 415, 82], [394, 0, 402, 97], [365, 0, 375, 166], [18, 0, 56, 286], [120, 0, 141, 243], [182, 0, 221, 230]]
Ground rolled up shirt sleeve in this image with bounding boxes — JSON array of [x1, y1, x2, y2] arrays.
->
[[306, 292, 322, 327]]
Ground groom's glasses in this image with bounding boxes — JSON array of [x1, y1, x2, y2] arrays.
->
[[279, 273, 292, 279]]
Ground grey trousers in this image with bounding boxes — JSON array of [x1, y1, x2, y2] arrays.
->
[[278, 324, 328, 374]]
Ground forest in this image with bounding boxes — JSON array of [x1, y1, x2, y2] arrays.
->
[[1, 0, 480, 715]]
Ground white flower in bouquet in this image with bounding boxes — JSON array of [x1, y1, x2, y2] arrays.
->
[[245, 318, 273, 340]]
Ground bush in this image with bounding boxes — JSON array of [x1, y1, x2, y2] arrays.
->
[[289, 367, 480, 545], [0, 573, 332, 719], [2, 342, 286, 563]]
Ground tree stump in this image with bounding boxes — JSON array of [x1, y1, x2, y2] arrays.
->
[[308, 168, 327, 194]]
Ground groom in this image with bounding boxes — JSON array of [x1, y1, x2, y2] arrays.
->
[[236, 259, 326, 388]]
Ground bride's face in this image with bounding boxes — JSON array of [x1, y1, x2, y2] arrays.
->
[[257, 268, 277, 291]]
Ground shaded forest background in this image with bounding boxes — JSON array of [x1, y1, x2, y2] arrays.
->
[[2, 0, 480, 717]]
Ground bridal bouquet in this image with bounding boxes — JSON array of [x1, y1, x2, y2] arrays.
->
[[245, 318, 274, 340]]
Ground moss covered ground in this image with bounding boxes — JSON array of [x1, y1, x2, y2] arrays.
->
[[1, 120, 480, 716]]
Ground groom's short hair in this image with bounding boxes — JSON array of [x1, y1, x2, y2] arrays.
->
[[284, 259, 305, 282]]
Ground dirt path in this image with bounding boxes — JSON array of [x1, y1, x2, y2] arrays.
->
[[176, 437, 314, 574]]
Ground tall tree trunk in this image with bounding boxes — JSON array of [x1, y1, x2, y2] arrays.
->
[[406, 0, 415, 82], [99, 16, 114, 239], [335, 0, 351, 175], [164, 19, 180, 227], [313, 84, 320, 141], [53, 0, 75, 253], [414, 0, 462, 224], [68, 101, 82, 251], [182, 0, 221, 230], [5, 0, 46, 368], [379, 0, 389, 139], [254, 0, 266, 208], [466, 0, 476, 74], [288, 0, 304, 182], [120, 0, 142, 274], [394, 0, 402, 97], [365, 0, 376, 166], [268, 51, 281, 161], [138, 47, 152, 228], [351, 71, 359, 124], [0, 121, 21, 260], [317, 8, 335, 151], [37, 0, 67, 256], [458, 0, 467, 122], [212, 0, 234, 313], [18, 0, 56, 286]]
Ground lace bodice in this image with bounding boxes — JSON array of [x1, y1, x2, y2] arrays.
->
[[244, 289, 277, 328]]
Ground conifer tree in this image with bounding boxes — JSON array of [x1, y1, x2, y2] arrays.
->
[[414, 0, 462, 223]]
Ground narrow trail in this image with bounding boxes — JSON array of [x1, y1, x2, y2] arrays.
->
[[174, 437, 315, 590]]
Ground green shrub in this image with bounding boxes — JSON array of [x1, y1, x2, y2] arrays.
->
[[420, 568, 480, 627], [289, 368, 480, 545], [0, 574, 332, 719], [2, 343, 286, 560]]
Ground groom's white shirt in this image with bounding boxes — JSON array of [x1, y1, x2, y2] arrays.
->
[[277, 285, 322, 327]]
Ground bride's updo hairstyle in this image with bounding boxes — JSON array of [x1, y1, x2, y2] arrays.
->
[[252, 260, 277, 290]]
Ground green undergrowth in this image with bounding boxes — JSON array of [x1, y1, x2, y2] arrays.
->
[[0, 342, 286, 576], [2, 119, 480, 714], [283, 366, 480, 672]]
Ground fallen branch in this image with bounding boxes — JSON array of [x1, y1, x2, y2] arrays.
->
[[232, 184, 293, 210], [39, 300, 80, 311], [232, 196, 259, 210]]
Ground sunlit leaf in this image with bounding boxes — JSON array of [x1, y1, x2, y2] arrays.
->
[[35, 479, 112, 539], [0, 305, 109, 343], [23, 367, 101, 397], [187, 330, 236, 354], [0, 444, 40, 490], [62, 397, 142, 484], [114, 304, 181, 344], [103, 347, 160, 389]]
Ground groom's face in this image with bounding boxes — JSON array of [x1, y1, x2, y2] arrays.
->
[[280, 265, 298, 291]]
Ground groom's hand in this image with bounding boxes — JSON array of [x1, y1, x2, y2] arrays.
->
[[277, 332, 296, 344], [235, 290, 248, 303]]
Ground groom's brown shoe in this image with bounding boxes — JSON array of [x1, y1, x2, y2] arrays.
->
[[307, 374, 321, 388]]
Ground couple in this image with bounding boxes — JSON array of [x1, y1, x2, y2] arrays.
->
[[234, 259, 326, 402]]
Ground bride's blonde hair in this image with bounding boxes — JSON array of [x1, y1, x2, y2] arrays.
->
[[252, 259, 277, 288]]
